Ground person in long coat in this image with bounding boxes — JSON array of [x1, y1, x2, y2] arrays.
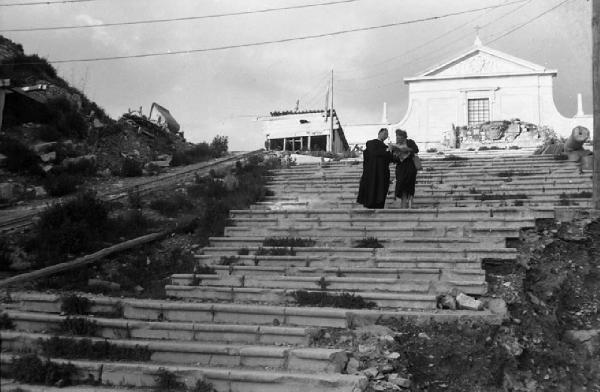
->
[[357, 128, 393, 209], [390, 129, 419, 208]]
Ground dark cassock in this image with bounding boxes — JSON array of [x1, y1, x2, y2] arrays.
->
[[356, 138, 393, 209]]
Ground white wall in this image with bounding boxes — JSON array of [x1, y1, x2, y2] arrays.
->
[[395, 74, 592, 143]]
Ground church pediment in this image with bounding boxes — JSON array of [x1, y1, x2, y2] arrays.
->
[[410, 45, 554, 81]]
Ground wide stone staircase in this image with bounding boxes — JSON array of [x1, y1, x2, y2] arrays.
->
[[0, 150, 592, 391]]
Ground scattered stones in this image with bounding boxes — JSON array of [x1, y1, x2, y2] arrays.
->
[[39, 151, 56, 163], [32, 141, 57, 153], [388, 373, 411, 388], [346, 357, 360, 374], [456, 292, 483, 311], [386, 352, 400, 360], [482, 297, 508, 318], [362, 367, 379, 379], [437, 294, 457, 310]]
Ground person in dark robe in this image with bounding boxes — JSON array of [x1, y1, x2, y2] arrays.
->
[[357, 128, 393, 209], [389, 129, 419, 208]]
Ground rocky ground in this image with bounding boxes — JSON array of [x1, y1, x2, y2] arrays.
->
[[303, 214, 600, 392]]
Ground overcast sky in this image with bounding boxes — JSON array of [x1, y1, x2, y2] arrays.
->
[[0, 0, 592, 150]]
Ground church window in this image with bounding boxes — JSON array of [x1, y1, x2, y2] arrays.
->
[[467, 98, 489, 126]]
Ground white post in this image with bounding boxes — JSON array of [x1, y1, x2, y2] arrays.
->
[[283, 138, 287, 152], [308, 135, 312, 151], [577, 93, 584, 116]]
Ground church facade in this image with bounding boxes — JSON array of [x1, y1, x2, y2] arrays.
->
[[393, 38, 592, 147]]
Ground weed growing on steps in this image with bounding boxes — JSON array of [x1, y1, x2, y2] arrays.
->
[[219, 256, 240, 266], [262, 237, 316, 247], [0, 312, 14, 329], [155, 368, 186, 391], [40, 336, 152, 361], [190, 379, 218, 392], [441, 154, 469, 161], [60, 294, 91, 315], [238, 247, 250, 255], [561, 191, 592, 198], [495, 170, 537, 177], [291, 290, 376, 309], [354, 237, 384, 248], [8, 354, 78, 386], [195, 264, 216, 274], [478, 193, 528, 201], [58, 316, 98, 336], [255, 247, 296, 256]]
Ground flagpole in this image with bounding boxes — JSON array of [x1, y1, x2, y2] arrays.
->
[[330, 69, 334, 152]]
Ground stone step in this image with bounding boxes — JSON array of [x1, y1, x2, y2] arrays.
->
[[195, 254, 486, 270], [4, 310, 309, 345], [0, 354, 367, 392], [4, 291, 502, 326], [210, 235, 507, 248], [229, 207, 538, 220], [270, 158, 574, 171], [269, 169, 583, 182], [207, 265, 485, 281], [267, 166, 585, 178], [169, 274, 486, 296], [2, 331, 346, 373], [165, 285, 438, 309], [1, 380, 145, 392], [228, 215, 535, 228], [223, 225, 520, 240], [261, 198, 591, 210], [199, 246, 517, 262], [265, 184, 592, 195]]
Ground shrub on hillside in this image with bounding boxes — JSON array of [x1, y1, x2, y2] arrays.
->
[[44, 96, 88, 139], [0, 136, 42, 175], [210, 135, 228, 157], [29, 192, 110, 263], [43, 172, 82, 197], [1, 53, 58, 83], [120, 157, 143, 177], [149, 193, 194, 216]]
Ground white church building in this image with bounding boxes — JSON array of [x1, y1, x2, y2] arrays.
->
[[392, 37, 592, 147]]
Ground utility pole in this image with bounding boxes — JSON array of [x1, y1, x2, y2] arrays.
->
[[330, 69, 334, 152], [594, 0, 600, 209]]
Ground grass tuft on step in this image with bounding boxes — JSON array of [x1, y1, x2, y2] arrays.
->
[[262, 237, 315, 247], [40, 336, 152, 361], [354, 237, 384, 248], [291, 290, 377, 309]]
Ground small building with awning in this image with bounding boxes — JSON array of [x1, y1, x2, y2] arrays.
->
[[260, 109, 349, 153]]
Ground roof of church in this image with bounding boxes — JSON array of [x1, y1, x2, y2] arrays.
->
[[405, 38, 557, 83]]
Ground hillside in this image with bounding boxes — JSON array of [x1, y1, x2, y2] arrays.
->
[[0, 35, 209, 204]]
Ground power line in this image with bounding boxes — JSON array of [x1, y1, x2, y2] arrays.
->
[[1, 1, 531, 65], [487, 0, 572, 44], [0, 0, 93, 6], [336, 0, 532, 81], [336, 0, 573, 94], [0, 0, 360, 32]]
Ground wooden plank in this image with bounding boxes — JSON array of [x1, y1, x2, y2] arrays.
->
[[0, 231, 168, 288]]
